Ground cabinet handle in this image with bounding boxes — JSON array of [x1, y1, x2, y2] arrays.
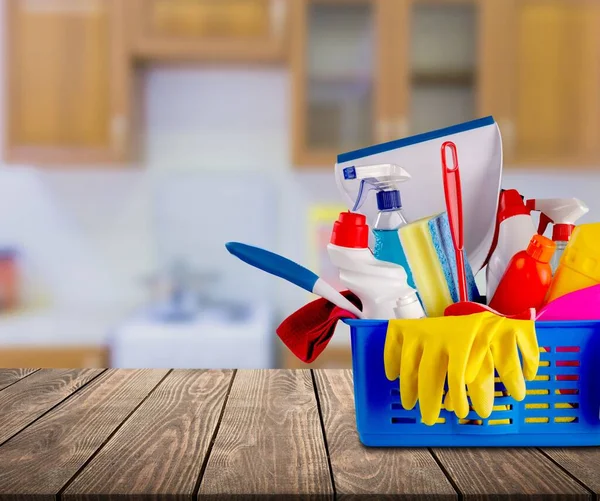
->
[[270, 0, 286, 37]]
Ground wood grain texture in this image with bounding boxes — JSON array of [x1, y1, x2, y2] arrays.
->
[[62, 370, 234, 501], [0, 369, 169, 501], [0, 368, 38, 391], [541, 448, 600, 496], [432, 448, 591, 500], [314, 370, 457, 501], [0, 368, 103, 445], [197, 369, 333, 500], [130, 0, 287, 63], [5, 0, 130, 164]]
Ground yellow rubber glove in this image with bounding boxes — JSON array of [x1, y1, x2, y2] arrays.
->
[[444, 351, 495, 418], [444, 316, 539, 415], [384, 313, 497, 425]]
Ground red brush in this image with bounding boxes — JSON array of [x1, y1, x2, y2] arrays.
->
[[441, 141, 468, 302], [441, 141, 534, 320]]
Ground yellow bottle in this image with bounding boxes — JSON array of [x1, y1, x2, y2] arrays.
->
[[545, 223, 600, 304]]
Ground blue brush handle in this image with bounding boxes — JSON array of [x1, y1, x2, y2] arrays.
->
[[225, 242, 319, 293]]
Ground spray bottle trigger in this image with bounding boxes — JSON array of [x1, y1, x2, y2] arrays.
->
[[538, 213, 553, 236], [352, 180, 370, 212]]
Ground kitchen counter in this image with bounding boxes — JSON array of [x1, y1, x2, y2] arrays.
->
[[0, 369, 599, 500], [0, 308, 128, 346]]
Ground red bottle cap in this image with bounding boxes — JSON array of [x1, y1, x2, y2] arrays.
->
[[526, 234, 556, 263], [330, 211, 369, 248], [552, 223, 575, 242], [498, 189, 531, 223]]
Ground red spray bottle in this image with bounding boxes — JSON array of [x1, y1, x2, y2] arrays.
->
[[489, 234, 556, 315]]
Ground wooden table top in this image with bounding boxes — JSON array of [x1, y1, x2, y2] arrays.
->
[[0, 368, 598, 500]]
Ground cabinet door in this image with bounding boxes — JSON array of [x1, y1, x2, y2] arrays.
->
[[395, 0, 480, 136], [487, 0, 600, 166], [292, 0, 393, 166], [130, 0, 288, 62], [6, 0, 130, 164]]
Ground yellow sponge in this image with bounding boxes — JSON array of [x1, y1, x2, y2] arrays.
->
[[399, 212, 479, 317]]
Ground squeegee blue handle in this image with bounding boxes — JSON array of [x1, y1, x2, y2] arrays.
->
[[225, 242, 319, 293]]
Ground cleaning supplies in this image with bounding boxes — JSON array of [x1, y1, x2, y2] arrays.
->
[[441, 141, 468, 302], [443, 314, 539, 406], [545, 223, 600, 304], [384, 313, 493, 424], [486, 189, 537, 301], [339, 163, 415, 288], [276, 291, 361, 363], [373, 190, 416, 289], [225, 242, 364, 319], [384, 311, 538, 425], [536, 284, 600, 321], [489, 235, 556, 316], [394, 295, 425, 319], [336, 116, 503, 273], [438, 142, 532, 320], [327, 211, 424, 320], [398, 212, 479, 318], [525, 198, 589, 272]]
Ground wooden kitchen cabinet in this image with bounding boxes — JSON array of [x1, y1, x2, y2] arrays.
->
[[292, 0, 494, 167], [487, 0, 600, 167], [5, 0, 130, 165], [291, 0, 393, 167], [292, 0, 600, 168], [129, 0, 288, 62]]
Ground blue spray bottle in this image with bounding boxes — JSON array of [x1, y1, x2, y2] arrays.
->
[[345, 164, 416, 290]]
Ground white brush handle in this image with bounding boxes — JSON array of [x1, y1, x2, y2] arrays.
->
[[313, 278, 364, 319]]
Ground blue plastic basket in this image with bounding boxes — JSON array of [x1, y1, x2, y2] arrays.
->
[[344, 319, 600, 447]]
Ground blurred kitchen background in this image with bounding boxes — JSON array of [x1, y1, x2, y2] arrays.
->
[[0, 0, 599, 369]]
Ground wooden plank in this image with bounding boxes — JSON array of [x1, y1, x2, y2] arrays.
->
[[0, 368, 38, 391], [62, 370, 234, 501], [197, 369, 333, 500], [0, 369, 170, 501], [0, 369, 104, 445], [432, 448, 591, 500], [314, 370, 457, 500], [540, 448, 600, 496]]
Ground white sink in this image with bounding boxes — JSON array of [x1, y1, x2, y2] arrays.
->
[[109, 303, 274, 368]]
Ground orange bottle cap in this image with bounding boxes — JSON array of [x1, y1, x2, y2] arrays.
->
[[527, 234, 556, 263]]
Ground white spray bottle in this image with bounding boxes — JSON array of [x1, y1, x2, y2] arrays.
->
[[526, 198, 589, 272], [337, 164, 416, 289], [486, 189, 537, 302], [327, 211, 424, 319]]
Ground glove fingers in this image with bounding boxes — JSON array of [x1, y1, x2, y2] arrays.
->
[[447, 349, 471, 419], [468, 351, 495, 419], [384, 329, 403, 381], [443, 390, 454, 412], [419, 348, 448, 426], [400, 337, 422, 410], [515, 321, 540, 381], [492, 334, 526, 401], [466, 314, 501, 383]]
